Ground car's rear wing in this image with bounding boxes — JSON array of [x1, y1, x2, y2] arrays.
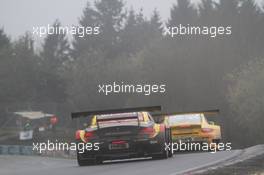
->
[[96, 113, 140, 128], [71, 106, 162, 119], [152, 109, 220, 117], [96, 112, 138, 121]]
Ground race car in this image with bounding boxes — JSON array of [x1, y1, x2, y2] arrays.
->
[[72, 106, 172, 166], [163, 110, 222, 145]]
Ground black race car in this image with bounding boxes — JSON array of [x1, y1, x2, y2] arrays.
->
[[72, 106, 172, 166]]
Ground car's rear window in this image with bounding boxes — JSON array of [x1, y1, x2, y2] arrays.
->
[[168, 114, 201, 125]]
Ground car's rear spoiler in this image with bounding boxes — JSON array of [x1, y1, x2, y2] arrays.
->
[[152, 109, 220, 117], [96, 113, 138, 121], [71, 106, 162, 119]]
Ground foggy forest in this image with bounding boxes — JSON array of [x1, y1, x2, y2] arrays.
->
[[1, 0, 264, 147]]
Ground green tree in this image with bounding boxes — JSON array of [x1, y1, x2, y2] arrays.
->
[[148, 9, 163, 40], [73, 0, 126, 59], [0, 33, 39, 105], [198, 0, 216, 25], [0, 29, 12, 117], [168, 0, 198, 26], [39, 21, 69, 104], [0, 29, 10, 50], [40, 20, 71, 73], [237, 0, 262, 60], [227, 58, 264, 145], [215, 0, 239, 25], [121, 8, 162, 56]]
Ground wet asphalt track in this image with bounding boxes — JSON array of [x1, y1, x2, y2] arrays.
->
[[0, 150, 241, 175]]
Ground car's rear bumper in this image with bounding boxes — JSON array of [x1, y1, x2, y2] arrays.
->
[[172, 135, 212, 143], [77, 138, 163, 161]]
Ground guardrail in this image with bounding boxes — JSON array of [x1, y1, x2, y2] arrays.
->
[[0, 145, 33, 155], [0, 145, 76, 158]]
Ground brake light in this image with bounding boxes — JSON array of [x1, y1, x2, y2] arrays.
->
[[160, 124, 165, 132], [140, 127, 155, 138], [84, 131, 94, 139], [202, 128, 213, 133], [75, 130, 81, 140]]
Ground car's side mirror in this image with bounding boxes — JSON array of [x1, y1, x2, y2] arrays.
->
[[209, 121, 215, 125]]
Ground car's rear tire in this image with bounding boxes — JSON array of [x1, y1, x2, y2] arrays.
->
[[161, 147, 169, 159], [152, 146, 169, 159], [153, 130, 169, 159], [167, 128, 173, 158], [77, 151, 96, 166]]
